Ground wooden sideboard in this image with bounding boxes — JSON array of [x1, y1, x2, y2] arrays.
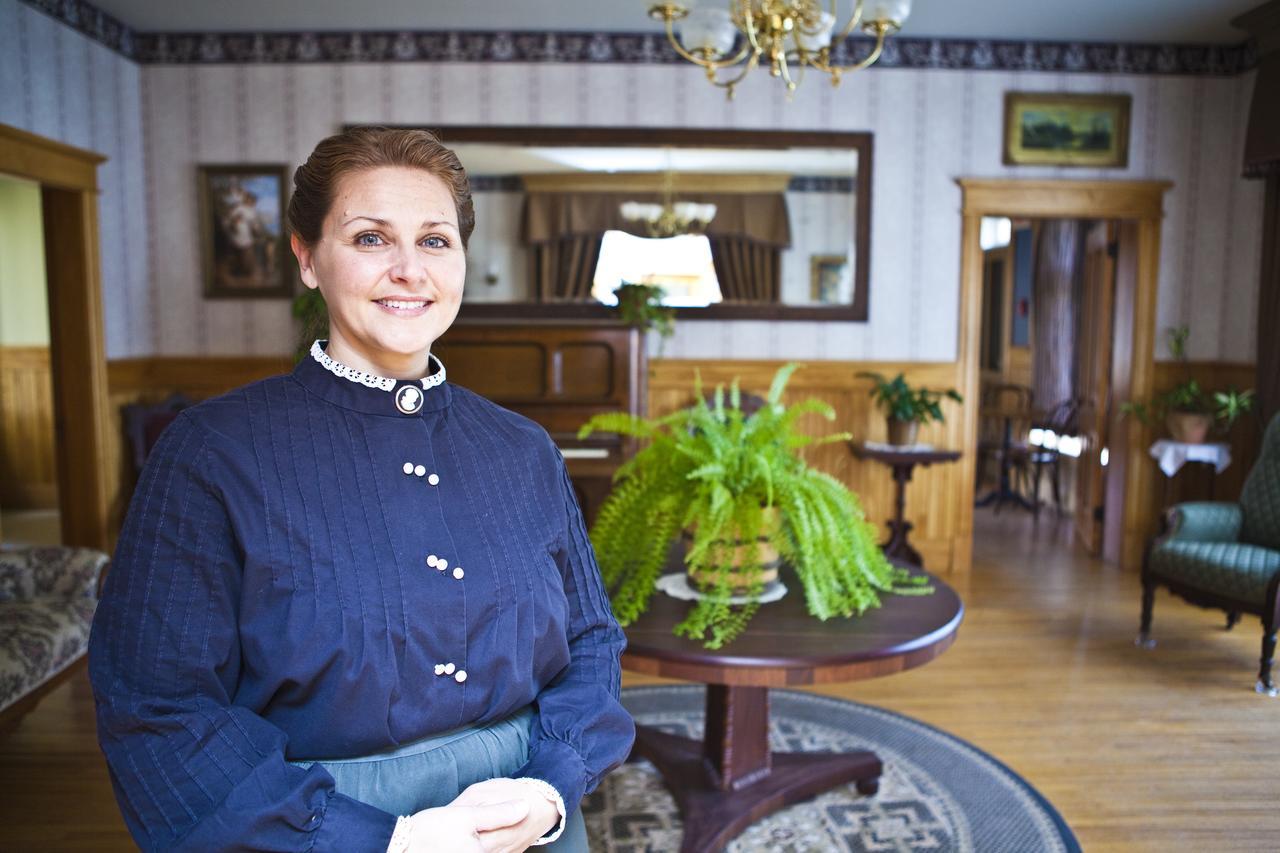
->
[[434, 320, 646, 524]]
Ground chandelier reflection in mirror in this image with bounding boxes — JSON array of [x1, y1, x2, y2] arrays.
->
[[619, 165, 718, 239], [649, 0, 912, 97]]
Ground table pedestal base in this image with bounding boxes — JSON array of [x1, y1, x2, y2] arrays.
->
[[629, 684, 882, 853]]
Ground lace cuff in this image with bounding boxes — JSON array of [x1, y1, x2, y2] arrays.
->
[[385, 815, 413, 853], [514, 777, 567, 845]]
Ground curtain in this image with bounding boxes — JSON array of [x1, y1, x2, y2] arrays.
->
[[1031, 219, 1083, 412], [708, 236, 781, 303], [532, 234, 604, 302]]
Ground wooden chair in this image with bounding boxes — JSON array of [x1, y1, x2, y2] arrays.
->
[[975, 383, 1035, 512], [1027, 397, 1082, 517]]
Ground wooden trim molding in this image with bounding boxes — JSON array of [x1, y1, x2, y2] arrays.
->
[[957, 178, 1171, 571], [0, 124, 104, 192], [957, 179, 1173, 222]]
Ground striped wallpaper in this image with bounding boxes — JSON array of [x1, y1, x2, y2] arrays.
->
[[0, 0, 1265, 363], [0, 0, 149, 359]]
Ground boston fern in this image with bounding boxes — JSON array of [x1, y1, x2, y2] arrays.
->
[[578, 363, 930, 649]]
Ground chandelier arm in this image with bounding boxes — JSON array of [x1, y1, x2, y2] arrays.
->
[[739, 0, 766, 55], [707, 50, 761, 91], [777, 50, 797, 91], [812, 21, 888, 74], [659, 12, 756, 71], [831, 0, 867, 46]]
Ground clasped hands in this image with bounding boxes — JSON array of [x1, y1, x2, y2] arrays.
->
[[400, 777, 560, 853]]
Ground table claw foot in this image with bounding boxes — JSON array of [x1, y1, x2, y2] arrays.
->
[[855, 777, 880, 796], [1134, 633, 1156, 650], [1255, 680, 1278, 697]]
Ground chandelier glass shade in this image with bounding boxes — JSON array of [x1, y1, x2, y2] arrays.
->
[[650, 0, 912, 96]]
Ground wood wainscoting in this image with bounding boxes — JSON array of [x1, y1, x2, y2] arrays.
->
[[649, 360, 971, 575], [105, 355, 974, 574], [1142, 361, 1260, 516], [0, 346, 58, 509]]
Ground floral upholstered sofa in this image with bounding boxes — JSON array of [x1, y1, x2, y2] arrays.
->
[[0, 546, 109, 731]]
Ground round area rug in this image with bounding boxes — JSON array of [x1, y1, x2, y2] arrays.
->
[[581, 686, 1079, 853]]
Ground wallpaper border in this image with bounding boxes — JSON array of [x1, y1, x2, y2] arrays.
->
[[20, 0, 1258, 76]]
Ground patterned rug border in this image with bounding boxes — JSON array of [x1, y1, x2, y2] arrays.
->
[[619, 685, 1081, 853]]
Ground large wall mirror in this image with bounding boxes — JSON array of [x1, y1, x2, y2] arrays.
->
[[408, 127, 872, 322]]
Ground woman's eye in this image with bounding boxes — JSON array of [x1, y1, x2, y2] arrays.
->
[[423, 235, 450, 249], [355, 233, 383, 247]]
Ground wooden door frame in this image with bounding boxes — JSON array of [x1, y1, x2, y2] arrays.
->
[[957, 179, 1172, 571], [0, 124, 112, 550]]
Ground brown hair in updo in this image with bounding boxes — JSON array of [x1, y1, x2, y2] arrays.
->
[[288, 126, 475, 249]]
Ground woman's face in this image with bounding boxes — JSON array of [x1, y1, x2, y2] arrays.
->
[[292, 165, 465, 378]]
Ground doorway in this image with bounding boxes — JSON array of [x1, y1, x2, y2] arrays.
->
[[956, 180, 1171, 571], [973, 217, 1127, 559], [0, 123, 112, 550], [0, 174, 60, 544]]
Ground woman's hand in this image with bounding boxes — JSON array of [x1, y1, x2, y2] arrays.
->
[[400, 799, 530, 852], [449, 778, 561, 853]]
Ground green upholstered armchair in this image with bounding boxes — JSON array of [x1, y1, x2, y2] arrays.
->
[[1139, 413, 1280, 695]]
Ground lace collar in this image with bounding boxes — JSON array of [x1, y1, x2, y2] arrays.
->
[[309, 340, 446, 392]]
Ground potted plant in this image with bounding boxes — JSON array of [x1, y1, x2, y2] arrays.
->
[[1122, 326, 1254, 442], [858, 372, 963, 446], [613, 282, 675, 354], [292, 287, 328, 363], [578, 363, 930, 649]]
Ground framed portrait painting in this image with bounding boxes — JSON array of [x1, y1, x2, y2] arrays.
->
[[1003, 92, 1131, 168], [198, 164, 292, 299], [809, 255, 849, 305]]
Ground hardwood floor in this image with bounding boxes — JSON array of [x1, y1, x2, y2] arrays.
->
[[3, 510, 1277, 851]]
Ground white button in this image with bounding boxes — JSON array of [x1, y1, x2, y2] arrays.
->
[[438, 558, 448, 571], [426, 554, 438, 567], [427, 473, 440, 486], [414, 464, 426, 477], [434, 664, 445, 676], [444, 662, 456, 675], [454, 670, 467, 683], [402, 462, 414, 475], [453, 567, 464, 580]]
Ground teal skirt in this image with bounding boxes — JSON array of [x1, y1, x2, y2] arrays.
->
[[290, 706, 588, 851]]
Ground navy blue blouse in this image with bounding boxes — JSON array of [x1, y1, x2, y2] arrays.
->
[[88, 344, 635, 851]]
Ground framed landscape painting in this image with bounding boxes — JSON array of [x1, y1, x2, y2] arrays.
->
[[198, 164, 292, 299], [1003, 93, 1131, 168]]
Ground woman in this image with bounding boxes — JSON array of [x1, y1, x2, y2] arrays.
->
[[89, 127, 635, 852]]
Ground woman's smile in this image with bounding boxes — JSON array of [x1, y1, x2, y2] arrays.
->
[[374, 295, 433, 316]]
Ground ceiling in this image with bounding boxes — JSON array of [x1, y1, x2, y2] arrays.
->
[[89, 0, 1259, 45]]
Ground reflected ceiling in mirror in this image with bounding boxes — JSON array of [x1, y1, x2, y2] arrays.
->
[[423, 127, 873, 322]]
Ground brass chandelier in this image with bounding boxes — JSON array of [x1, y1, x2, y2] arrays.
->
[[619, 166, 717, 239], [649, 0, 912, 97]]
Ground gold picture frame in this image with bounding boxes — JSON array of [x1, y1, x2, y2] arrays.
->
[[1003, 92, 1131, 168], [198, 163, 293, 299], [809, 255, 848, 305]]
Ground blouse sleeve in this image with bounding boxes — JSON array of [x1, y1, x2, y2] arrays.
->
[[87, 412, 397, 852], [513, 452, 636, 814]]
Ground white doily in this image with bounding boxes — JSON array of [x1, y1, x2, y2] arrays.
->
[[655, 572, 788, 605]]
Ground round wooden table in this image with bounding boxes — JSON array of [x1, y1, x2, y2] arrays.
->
[[621, 569, 963, 853]]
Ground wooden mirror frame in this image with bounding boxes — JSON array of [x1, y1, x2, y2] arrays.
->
[[389, 125, 873, 322]]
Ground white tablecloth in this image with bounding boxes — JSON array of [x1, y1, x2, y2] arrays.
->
[[1149, 440, 1231, 477]]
